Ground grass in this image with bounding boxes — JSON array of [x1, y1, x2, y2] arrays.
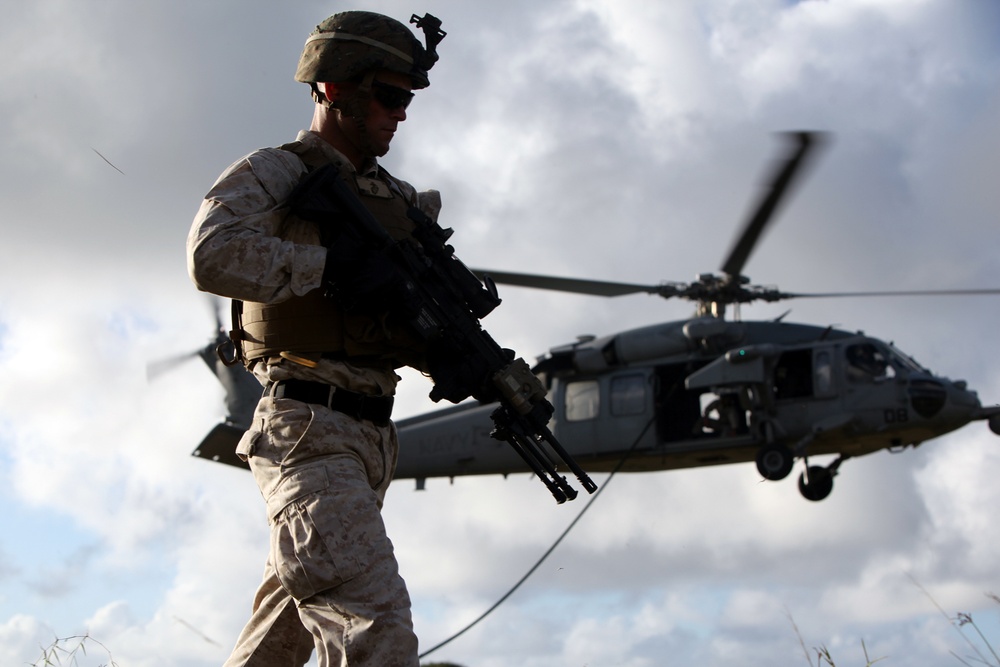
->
[[25, 634, 464, 667], [926, 591, 1000, 667], [801, 639, 886, 667], [22, 589, 998, 667], [28, 634, 118, 667], [791, 587, 1000, 666]]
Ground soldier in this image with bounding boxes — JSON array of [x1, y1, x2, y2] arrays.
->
[[187, 11, 445, 667]]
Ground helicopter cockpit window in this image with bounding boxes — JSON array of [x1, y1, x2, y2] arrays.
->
[[846, 342, 891, 381], [610, 374, 646, 416], [887, 344, 924, 374], [565, 380, 600, 422]]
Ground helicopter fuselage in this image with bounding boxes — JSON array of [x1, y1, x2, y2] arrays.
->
[[394, 318, 998, 500]]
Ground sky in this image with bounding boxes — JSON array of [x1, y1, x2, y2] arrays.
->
[[1, 0, 1000, 665]]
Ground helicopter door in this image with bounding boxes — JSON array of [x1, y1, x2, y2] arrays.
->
[[654, 362, 713, 443], [554, 371, 657, 456], [765, 346, 842, 439], [773, 348, 814, 400]]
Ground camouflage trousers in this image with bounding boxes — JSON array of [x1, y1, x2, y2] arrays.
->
[[224, 395, 419, 667]]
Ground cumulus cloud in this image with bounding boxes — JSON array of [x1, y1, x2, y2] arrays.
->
[[1, 1, 998, 666]]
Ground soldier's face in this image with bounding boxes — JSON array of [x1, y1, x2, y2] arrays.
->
[[361, 71, 413, 157]]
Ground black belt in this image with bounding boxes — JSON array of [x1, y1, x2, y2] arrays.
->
[[269, 379, 393, 427]]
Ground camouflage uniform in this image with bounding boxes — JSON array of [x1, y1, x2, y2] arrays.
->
[[188, 130, 440, 666]]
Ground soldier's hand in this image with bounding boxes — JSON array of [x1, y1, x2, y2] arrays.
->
[[425, 341, 497, 404]]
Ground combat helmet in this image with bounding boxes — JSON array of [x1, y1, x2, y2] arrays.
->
[[294, 11, 445, 90]]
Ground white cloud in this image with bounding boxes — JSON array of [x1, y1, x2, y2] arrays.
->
[[2, 1, 999, 666]]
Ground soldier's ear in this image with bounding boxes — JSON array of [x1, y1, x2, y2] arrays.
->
[[316, 82, 332, 104], [319, 82, 349, 106]]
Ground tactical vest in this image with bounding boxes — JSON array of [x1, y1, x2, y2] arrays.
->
[[235, 141, 427, 370]]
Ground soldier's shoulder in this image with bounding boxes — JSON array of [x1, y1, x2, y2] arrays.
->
[[206, 146, 307, 203], [245, 145, 308, 182]]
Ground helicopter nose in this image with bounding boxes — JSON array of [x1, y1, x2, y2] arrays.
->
[[908, 378, 947, 418]]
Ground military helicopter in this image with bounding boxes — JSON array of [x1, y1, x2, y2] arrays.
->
[[186, 132, 1000, 501]]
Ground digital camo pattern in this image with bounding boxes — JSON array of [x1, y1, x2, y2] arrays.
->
[[222, 560, 315, 667], [187, 129, 440, 394], [188, 131, 434, 665], [227, 397, 417, 666], [187, 130, 439, 309], [294, 11, 430, 88]]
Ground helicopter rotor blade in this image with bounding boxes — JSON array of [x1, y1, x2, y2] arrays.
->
[[148, 295, 230, 381], [475, 267, 1000, 307], [146, 350, 201, 381], [783, 288, 1000, 299], [720, 131, 825, 279], [474, 269, 665, 298]]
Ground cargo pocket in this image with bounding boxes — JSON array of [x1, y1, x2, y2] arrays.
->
[[235, 429, 261, 462], [269, 463, 367, 601]]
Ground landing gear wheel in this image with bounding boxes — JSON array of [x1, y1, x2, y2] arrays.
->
[[756, 444, 794, 481], [798, 465, 834, 501]]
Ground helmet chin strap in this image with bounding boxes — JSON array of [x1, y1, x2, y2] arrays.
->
[[325, 71, 383, 161], [314, 71, 373, 114]]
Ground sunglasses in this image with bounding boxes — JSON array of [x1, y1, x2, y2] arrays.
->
[[371, 81, 415, 111]]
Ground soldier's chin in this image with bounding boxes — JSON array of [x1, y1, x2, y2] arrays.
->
[[377, 129, 398, 155]]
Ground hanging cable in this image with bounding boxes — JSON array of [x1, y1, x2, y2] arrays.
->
[[418, 415, 657, 660]]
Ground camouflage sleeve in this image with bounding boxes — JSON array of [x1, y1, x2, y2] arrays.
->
[[384, 170, 442, 222], [186, 148, 328, 304], [416, 188, 442, 222]]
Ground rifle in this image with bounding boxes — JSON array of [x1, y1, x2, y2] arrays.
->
[[291, 165, 597, 503]]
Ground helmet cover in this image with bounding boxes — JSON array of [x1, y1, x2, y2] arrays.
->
[[294, 11, 444, 89]]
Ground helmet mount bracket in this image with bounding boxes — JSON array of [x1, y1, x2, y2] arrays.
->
[[409, 13, 446, 71]]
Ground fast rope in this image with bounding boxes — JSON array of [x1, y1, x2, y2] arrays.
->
[[417, 415, 657, 660]]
